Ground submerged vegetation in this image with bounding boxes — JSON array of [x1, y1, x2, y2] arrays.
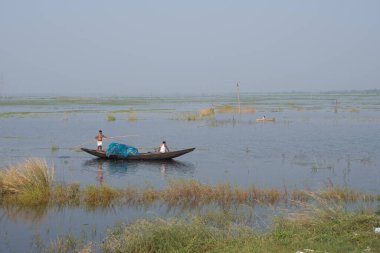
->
[[0, 160, 378, 209], [51, 144, 59, 152], [106, 113, 116, 121], [127, 111, 138, 121], [217, 104, 256, 113]]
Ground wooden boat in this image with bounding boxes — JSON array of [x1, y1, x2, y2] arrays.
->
[[81, 147, 195, 160], [256, 117, 275, 122]]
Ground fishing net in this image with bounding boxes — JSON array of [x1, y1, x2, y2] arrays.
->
[[106, 142, 139, 158]]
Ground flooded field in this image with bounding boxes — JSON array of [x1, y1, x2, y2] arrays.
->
[[1, 92, 379, 252]]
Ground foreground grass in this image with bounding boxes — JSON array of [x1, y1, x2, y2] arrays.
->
[[41, 205, 380, 253], [1, 159, 380, 252]]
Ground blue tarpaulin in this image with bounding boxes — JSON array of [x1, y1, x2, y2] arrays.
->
[[106, 142, 139, 158]]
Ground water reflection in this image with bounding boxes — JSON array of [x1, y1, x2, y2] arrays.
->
[[97, 159, 104, 184], [83, 159, 195, 178], [0, 204, 48, 225]]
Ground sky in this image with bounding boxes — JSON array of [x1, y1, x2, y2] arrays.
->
[[0, 0, 379, 96]]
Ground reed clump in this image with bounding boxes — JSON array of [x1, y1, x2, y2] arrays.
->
[[199, 107, 215, 117], [0, 159, 53, 206], [249, 185, 281, 204], [241, 107, 256, 113], [177, 112, 202, 121], [347, 107, 360, 113], [45, 234, 95, 253], [51, 144, 59, 152], [217, 105, 256, 113], [82, 184, 122, 208], [107, 113, 116, 121], [318, 186, 375, 202], [53, 183, 80, 206], [217, 105, 236, 113], [128, 112, 138, 121]]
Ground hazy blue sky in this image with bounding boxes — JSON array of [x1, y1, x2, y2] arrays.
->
[[0, 0, 379, 96]]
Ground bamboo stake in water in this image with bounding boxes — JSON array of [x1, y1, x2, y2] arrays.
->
[[236, 82, 241, 113]]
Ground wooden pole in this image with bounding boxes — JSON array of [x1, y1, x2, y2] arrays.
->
[[237, 82, 241, 113]]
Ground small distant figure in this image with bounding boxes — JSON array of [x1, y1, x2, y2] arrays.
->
[[262, 115, 266, 119], [95, 130, 107, 151], [159, 141, 169, 153]]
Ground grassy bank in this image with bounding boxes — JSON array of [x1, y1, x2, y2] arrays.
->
[[40, 204, 380, 253]]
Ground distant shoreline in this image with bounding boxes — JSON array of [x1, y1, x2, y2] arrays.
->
[[1, 89, 379, 99]]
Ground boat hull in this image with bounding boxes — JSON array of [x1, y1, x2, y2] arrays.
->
[[81, 147, 195, 160]]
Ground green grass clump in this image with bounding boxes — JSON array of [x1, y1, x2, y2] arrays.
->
[[45, 234, 94, 253], [107, 114, 116, 121], [216, 104, 236, 113], [270, 205, 380, 252], [0, 159, 53, 206], [347, 107, 360, 113], [177, 112, 202, 121], [82, 184, 121, 208], [102, 217, 235, 253], [128, 112, 138, 121], [199, 107, 215, 117], [53, 183, 80, 206], [51, 144, 59, 152]]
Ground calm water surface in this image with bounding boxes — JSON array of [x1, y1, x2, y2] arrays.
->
[[1, 92, 379, 252]]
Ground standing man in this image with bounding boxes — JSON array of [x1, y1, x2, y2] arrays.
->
[[95, 130, 107, 151]]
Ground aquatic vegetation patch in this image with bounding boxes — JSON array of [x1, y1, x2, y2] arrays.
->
[[99, 206, 380, 253], [102, 217, 225, 253], [319, 186, 375, 202], [176, 112, 203, 121], [52, 183, 80, 207], [51, 144, 59, 152], [0, 159, 53, 206], [199, 107, 215, 117], [347, 107, 360, 113], [106, 114, 116, 121], [216, 104, 256, 113], [127, 112, 138, 121], [0, 162, 378, 209], [0, 110, 91, 118], [82, 184, 122, 208], [109, 108, 174, 113], [0, 111, 47, 118], [270, 211, 380, 252], [17, 199, 380, 252], [43, 233, 94, 253], [0, 135, 25, 139]]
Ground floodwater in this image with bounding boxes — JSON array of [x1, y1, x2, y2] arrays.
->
[[1, 92, 379, 252]]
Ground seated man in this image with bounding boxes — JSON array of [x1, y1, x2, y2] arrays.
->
[[159, 141, 169, 153]]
